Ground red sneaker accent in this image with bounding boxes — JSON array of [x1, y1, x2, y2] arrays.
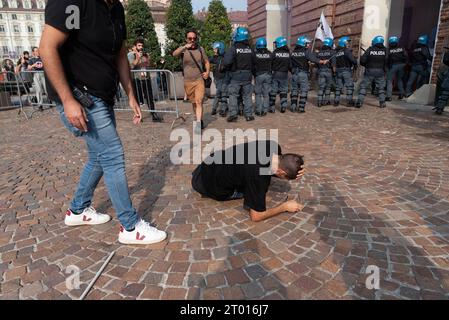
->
[[83, 215, 92, 222], [66, 209, 71, 216], [120, 225, 124, 233], [136, 232, 145, 241]]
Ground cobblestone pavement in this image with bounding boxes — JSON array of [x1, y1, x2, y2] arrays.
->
[[1, 95, 449, 300]]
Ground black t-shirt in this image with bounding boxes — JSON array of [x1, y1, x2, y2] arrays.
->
[[197, 140, 282, 212], [45, 0, 127, 105]]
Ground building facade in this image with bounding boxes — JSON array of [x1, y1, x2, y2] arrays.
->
[[248, 0, 448, 84], [0, 0, 46, 59]]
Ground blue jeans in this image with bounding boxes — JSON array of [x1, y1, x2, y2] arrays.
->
[[56, 95, 139, 230]]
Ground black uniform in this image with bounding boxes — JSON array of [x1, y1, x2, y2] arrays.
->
[[406, 44, 432, 96], [290, 46, 319, 111], [269, 46, 291, 112], [386, 44, 408, 99], [332, 46, 357, 105], [357, 44, 388, 107], [223, 41, 255, 120], [209, 54, 229, 115]]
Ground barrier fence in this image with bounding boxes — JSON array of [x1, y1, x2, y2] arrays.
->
[[0, 69, 185, 127], [0, 71, 28, 119], [114, 69, 185, 129]]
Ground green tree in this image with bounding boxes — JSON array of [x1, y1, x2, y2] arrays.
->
[[200, 0, 232, 56], [125, 0, 161, 68], [164, 0, 196, 71]]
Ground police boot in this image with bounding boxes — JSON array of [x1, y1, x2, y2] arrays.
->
[[435, 107, 444, 115], [398, 95, 404, 100], [348, 100, 355, 107], [227, 115, 238, 122], [280, 107, 286, 113], [211, 109, 217, 115], [299, 106, 305, 113], [245, 115, 255, 122], [317, 101, 323, 108], [219, 110, 227, 117], [255, 111, 262, 117], [380, 102, 386, 108], [355, 101, 362, 108], [385, 97, 392, 102], [152, 113, 163, 122], [333, 100, 340, 107]]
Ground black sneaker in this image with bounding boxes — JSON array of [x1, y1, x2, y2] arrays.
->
[[227, 115, 238, 122], [152, 113, 163, 122], [245, 116, 255, 122], [211, 109, 217, 115], [385, 97, 392, 102]]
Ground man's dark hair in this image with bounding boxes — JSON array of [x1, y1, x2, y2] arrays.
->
[[185, 29, 198, 38], [134, 39, 144, 46], [32, 47, 38, 52], [23, 51, 29, 56], [279, 154, 304, 180]]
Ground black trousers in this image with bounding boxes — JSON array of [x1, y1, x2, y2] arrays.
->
[[135, 78, 155, 111]]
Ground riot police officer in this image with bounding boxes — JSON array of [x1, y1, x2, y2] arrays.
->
[[209, 41, 229, 116], [406, 35, 432, 97], [435, 48, 449, 115], [316, 38, 336, 107], [223, 27, 255, 122], [253, 37, 272, 116], [333, 36, 357, 107], [386, 36, 407, 101], [356, 35, 388, 108], [269, 36, 291, 113], [290, 36, 320, 112]]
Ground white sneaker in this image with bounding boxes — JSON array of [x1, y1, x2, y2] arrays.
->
[[118, 219, 167, 245], [64, 207, 111, 226]]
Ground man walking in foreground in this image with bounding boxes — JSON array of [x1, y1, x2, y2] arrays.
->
[[40, 0, 166, 245]]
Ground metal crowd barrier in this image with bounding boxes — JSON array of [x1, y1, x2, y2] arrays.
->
[[0, 71, 28, 119], [115, 69, 185, 129], [19, 70, 56, 118]]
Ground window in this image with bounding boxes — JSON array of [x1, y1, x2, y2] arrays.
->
[[27, 25, 33, 33], [0, 25, 5, 33], [8, 0, 18, 8], [11, 14, 17, 20], [0, 14, 3, 20], [23, 0, 32, 9], [2, 46, 9, 54], [26, 14, 31, 21], [37, 0, 44, 9], [13, 25, 19, 33]]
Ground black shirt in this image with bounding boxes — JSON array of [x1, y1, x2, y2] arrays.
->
[[45, 0, 127, 105], [196, 140, 282, 212]]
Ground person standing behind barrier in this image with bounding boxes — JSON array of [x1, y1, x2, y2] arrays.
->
[[41, 0, 167, 245], [28, 47, 47, 108], [290, 36, 320, 113], [209, 42, 229, 117], [386, 36, 407, 101], [435, 48, 449, 115], [223, 27, 255, 122], [253, 37, 272, 117], [128, 39, 163, 122], [355, 36, 388, 109], [316, 38, 335, 107], [173, 29, 210, 130], [333, 36, 357, 107], [406, 35, 432, 97]]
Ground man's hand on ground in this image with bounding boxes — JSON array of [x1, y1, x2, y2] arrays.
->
[[64, 99, 89, 132], [283, 200, 304, 213]]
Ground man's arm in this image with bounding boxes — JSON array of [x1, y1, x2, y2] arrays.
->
[[173, 45, 187, 57], [116, 41, 142, 124], [249, 200, 303, 222], [40, 24, 88, 132]]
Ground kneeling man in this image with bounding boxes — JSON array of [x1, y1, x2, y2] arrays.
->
[[191, 140, 305, 222]]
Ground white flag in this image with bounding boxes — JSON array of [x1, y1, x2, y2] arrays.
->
[[315, 11, 334, 41]]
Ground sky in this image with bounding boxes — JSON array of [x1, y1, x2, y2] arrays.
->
[[192, 0, 246, 12]]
